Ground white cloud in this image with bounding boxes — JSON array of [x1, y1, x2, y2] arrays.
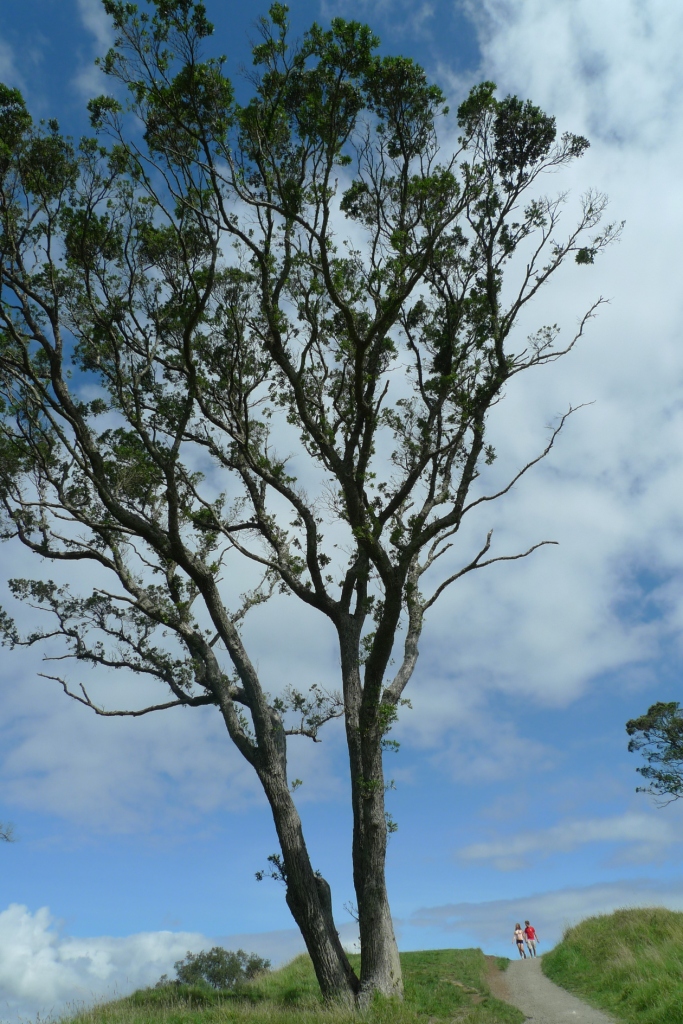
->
[[0, 903, 207, 1022], [458, 811, 683, 870], [463, 0, 683, 148], [0, 607, 347, 832], [387, 0, 683, 731], [0, 630, 265, 833], [407, 877, 683, 952], [72, 0, 115, 98], [0, 903, 307, 1024], [321, 0, 435, 25], [76, 0, 115, 53], [0, 38, 23, 90]]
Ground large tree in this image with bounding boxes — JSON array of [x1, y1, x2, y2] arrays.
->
[[0, 0, 618, 1003]]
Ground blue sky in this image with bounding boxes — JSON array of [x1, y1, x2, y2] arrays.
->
[[3, 0, 683, 1018]]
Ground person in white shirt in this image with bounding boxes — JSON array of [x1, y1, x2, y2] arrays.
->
[[513, 923, 527, 958]]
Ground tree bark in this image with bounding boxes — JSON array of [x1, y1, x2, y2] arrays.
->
[[257, 767, 360, 1003], [354, 731, 403, 1001], [213, 675, 358, 1003], [340, 623, 404, 1001]]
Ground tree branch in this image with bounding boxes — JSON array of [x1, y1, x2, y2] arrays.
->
[[423, 533, 557, 611], [41, 673, 216, 716]]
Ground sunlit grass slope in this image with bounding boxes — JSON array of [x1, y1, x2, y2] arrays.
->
[[66, 949, 523, 1024], [542, 907, 683, 1024]]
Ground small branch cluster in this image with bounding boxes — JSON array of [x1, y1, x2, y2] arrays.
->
[[0, 822, 15, 843]]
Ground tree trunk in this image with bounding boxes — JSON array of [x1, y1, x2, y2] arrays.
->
[[259, 769, 360, 1003], [353, 732, 403, 1002], [341, 626, 404, 1002]]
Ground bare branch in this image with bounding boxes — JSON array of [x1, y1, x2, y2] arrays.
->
[[423, 534, 557, 611], [41, 674, 216, 716], [461, 405, 590, 518]]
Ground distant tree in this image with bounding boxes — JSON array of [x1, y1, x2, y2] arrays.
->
[[0, 822, 14, 842], [627, 702, 683, 804], [163, 947, 270, 990], [0, 0, 619, 1005]]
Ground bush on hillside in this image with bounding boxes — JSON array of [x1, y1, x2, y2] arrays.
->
[[157, 947, 271, 990]]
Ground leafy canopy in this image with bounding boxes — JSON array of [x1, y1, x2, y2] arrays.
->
[[164, 947, 271, 990], [627, 702, 683, 804]]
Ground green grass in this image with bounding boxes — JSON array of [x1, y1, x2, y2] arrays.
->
[[64, 949, 523, 1024], [542, 907, 683, 1024]]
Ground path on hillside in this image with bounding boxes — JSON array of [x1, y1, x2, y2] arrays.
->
[[489, 956, 617, 1024]]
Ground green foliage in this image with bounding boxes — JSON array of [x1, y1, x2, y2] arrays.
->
[[170, 947, 271, 990], [255, 852, 287, 883], [492, 96, 557, 183], [543, 908, 683, 1024], [627, 701, 683, 802], [0, 84, 32, 169], [456, 80, 588, 191]]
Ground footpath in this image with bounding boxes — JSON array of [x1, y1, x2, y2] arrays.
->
[[489, 956, 617, 1024]]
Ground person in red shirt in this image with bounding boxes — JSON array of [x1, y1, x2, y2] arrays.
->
[[524, 920, 539, 957]]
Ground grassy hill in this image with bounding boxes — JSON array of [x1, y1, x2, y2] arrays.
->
[[65, 949, 523, 1024], [542, 907, 683, 1024]]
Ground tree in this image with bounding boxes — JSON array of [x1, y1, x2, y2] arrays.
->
[[627, 702, 683, 804], [164, 947, 270, 989], [0, 0, 619, 1004]]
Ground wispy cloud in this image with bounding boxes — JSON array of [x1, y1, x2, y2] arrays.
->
[[320, 0, 437, 40], [462, 0, 683, 147], [0, 37, 23, 90], [72, 0, 115, 98], [458, 811, 683, 870], [402, 0, 683, 729], [407, 878, 683, 951], [76, 0, 115, 52]]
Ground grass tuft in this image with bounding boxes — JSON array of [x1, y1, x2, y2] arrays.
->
[[542, 906, 683, 1024], [63, 949, 523, 1024]]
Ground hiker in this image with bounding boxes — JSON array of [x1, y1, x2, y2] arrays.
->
[[513, 923, 527, 958], [524, 920, 539, 957]]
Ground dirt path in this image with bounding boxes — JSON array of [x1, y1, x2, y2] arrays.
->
[[490, 956, 617, 1024]]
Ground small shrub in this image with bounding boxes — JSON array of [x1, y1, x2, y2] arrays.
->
[[153, 974, 177, 989], [170, 947, 271, 990]]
